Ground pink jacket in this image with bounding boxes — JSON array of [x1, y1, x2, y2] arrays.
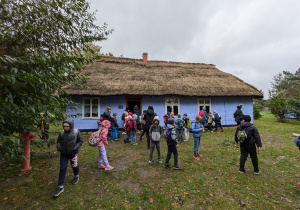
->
[[98, 120, 110, 147], [125, 118, 137, 132]]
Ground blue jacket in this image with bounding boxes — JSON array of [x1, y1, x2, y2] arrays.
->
[[191, 120, 204, 138]]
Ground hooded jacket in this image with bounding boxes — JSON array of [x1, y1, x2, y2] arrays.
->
[[191, 120, 204, 138], [234, 122, 262, 147], [103, 111, 116, 127], [233, 109, 243, 122], [98, 120, 110, 147], [165, 123, 177, 145], [133, 107, 141, 116], [149, 116, 163, 141], [143, 108, 157, 129], [57, 118, 83, 154]]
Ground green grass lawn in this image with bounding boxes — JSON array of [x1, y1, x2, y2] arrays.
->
[[0, 113, 300, 209]]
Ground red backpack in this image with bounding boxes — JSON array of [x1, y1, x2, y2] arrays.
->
[[199, 111, 204, 117], [126, 119, 134, 129]]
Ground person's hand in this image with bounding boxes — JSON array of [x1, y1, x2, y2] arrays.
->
[[200, 128, 203, 131], [257, 147, 261, 151], [176, 144, 179, 148]]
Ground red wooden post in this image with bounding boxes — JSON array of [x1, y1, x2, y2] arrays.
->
[[21, 132, 36, 173]]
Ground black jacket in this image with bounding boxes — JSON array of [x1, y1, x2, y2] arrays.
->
[[143, 109, 157, 129], [57, 118, 83, 154], [133, 107, 141, 116], [235, 122, 262, 147], [233, 109, 243, 122], [102, 111, 116, 127]]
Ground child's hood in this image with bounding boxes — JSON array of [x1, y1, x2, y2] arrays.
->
[[62, 118, 74, 130], [153, 116, 160, 124], [101, 120, 111, 129], [166, 124, 175, 129]]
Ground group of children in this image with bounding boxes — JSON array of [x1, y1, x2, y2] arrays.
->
[[54, 108, 267, 198]]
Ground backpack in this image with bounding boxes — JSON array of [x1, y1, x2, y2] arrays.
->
[[177, 119, 184, 128], [126, 119, 134, 129], [214, 114, 221, 121], [199, 111, 204, 117], [88, 129, 103, 147], [237, 128, 248, 142], [165, 128, 173, 142], [189, 122, 196, 133]]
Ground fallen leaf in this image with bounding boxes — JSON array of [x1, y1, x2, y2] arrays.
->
[[80, 201, 84, 206], [150, 198, 154, 204]]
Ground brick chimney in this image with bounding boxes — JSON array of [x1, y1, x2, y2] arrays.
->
[[143, 52, 148, 64]]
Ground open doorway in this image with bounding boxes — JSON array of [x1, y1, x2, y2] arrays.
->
[[126, 96, 142, 114]]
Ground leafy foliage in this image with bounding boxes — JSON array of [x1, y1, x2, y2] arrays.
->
[[0, 0, 112, 160], [268, 69, 300, 122]]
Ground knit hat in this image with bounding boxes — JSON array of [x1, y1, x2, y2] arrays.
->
[[63, 123, 70, 127], [167, 118, 175, 125], [177, 114, 181, 118], [132, 114, 138, 119], [153, 116, 160, 123], [170, 113, 174, 116], [128, 115, 132, 119], [128, 112, 133, 116], [183, 113, 187, 116], [213, 110, 216, 113], [242, 115, 251, 122]]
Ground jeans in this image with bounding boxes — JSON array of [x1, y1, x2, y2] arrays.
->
[[98, 146, 109, 166], [193, 137, 201, 154], [58, 152, 79, 187], [184, 128, 189, 140], [239, 143, 259, 172], [164, 145, 178, 167], [150, 141, 161, 160], [176, 129, 184, 143], [110, 126, 118, 140], [125, 131, 137, 143]]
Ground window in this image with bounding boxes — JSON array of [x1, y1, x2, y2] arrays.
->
[[82, 97, 100, 119], [165, 98, 180, 116], [198, 98, 211, 113]]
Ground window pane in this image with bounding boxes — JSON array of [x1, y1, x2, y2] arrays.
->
[[84, 99, 90, 105], [167, 106, 172, 113], [173, 106, 178, 115], [92, 99, 98, 105], [205, 106, 210, 113], [205, 99, 210, 104], [92, 105, 98, 117], [199, 99, 204, 104], [84, 105, 90, 117]]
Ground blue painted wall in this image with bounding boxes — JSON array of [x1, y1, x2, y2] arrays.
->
[[66, 95, 254, 130]]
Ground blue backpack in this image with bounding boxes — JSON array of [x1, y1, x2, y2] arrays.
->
[[165, 129, 173, 142]]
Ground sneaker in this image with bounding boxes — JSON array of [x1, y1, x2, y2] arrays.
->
[[149, 160, 152, 164], [139, 138, 143, 141], [211, 131, 213, 133], [73, 176, 79, 185], [254, 170, 261, 175], [158, 160, 162, 164], [98, 163, 105, 169], [114, 139, 119, 141], [133, 143, 138, 146], [53, 187, 64, 198], [173, 165, 182, 170], [184, 139, 188, 142], [196, 153, 203, 157], [193, 154, 200, 160], [105, 165, 114, 170], [122, 132, 126, 135], [221, 129, 224, 132], [239, 169, 246, 173], [163, 164, 171, 169]]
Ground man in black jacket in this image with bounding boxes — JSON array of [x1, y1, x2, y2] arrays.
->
[[53, 118, 83, 198], [235, 115, 262, 175], [143, 105, 157, 149], [233, 106, 243, 125]]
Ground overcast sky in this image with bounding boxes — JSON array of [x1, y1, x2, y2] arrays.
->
[[89, 0, 300, 99]]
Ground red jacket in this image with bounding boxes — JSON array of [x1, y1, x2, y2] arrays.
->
[[125, 118, 137, 131]]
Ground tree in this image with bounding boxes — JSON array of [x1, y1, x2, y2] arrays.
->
[[268, 69, 300, 122], [0, 0, 112, 160]]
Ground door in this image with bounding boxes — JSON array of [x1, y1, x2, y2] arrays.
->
[[126, 96, 142, 114]]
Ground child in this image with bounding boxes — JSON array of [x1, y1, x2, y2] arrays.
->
[[149, 116, 163, 164], [213, 110, 223, 132], [191, 116, 204, 160], [121, 110, 128, 134], [164, 118, 182, 170], [98, 120, 114, 170], [175, 114, 185, 143], [183, 113, 191, 141], [207, 112, 213, 132], [111, 113, 119, 141], [124, 115, 138, 145], [235, 115, 262, 175], [163, 112, 170, 128], [53, 118, 83, 198]]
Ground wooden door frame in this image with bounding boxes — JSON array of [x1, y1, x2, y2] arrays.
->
[[126, 96, 142, 113]]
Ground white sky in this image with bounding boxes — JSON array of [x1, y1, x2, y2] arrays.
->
[[89, 0, 300, 99]]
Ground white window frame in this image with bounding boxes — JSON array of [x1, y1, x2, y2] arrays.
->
[[82, 97, 100, 119], [197, 98, 211, 114], [165, 97, 180, 116]]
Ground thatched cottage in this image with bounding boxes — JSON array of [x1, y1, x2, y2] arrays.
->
[[63, 53, 263, 130]]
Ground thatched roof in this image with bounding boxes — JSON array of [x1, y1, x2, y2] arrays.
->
[[63, 56, 263, 98]]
